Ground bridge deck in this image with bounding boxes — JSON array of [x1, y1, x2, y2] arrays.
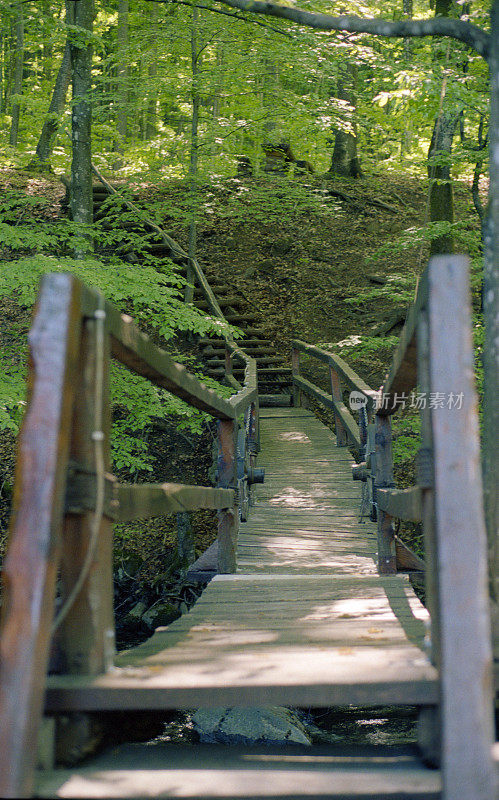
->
[[45, 409, 436, 713], [38, 409, 445, 798]]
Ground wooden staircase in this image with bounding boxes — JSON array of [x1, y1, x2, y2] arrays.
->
[[87, 181, 293, 404]]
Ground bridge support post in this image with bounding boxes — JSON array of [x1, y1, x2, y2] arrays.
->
[[330, 366, 348, 446], [427, 255, 495, 800], [291, 347, 301, 407], [374, 414, 396, 574], [54, 308, 116, 764], [217, 418, 239, 573]]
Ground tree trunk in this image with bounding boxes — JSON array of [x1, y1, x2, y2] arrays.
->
[[403, 0, 413, 59], [325, 63, 362, 178], [8, 0, 24, 147], [70, 0, 94, 252], [145, 3, 158, 140], [42, 0, 53, 82], [30, 1, 74, 171], [427, 110, 458, 254], [115, 0, 129, 164], [427, 0, 457, 255], [186, 5, 201, 303]]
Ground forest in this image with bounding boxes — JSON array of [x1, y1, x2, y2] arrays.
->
[[0, 0, 497, 789]]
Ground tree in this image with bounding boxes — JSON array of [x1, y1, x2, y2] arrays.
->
[[8, 0, 24, 148], [29, 1, 75, 171], [325, 61, 363, 178], [70, 0, 94, 246]]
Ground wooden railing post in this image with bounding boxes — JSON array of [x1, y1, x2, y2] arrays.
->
[[216, 418, 239, 573], [0, 274, 82, 798], [374, 413, 396, 574], [177, 512, 195, 565], [426, 255, 495, 800], [291, 347, 301, 407], [330, 366, 347, 446], [225, 343, 233, 382], [417, 309, 440, 667], [54, 306, 116, 762]]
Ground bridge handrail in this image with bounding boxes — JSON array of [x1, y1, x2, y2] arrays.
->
[[290, 255, 495, 797], [0, 270, 258, 797], [291, 340, 377, 452]]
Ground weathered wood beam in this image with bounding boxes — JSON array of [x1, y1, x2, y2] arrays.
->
[[428, 255, 495, 799], [80, 282, 236, 420], [0, 273, 82, 798], [377, 486, 422, 522], [116, 483, 235, 520]]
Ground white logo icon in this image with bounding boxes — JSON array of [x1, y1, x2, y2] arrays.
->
[[349, 391, 367, 411]]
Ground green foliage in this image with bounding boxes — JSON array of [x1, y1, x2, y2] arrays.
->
[[0, 356, 26, 433], [0, 185, 240, 474], [344, 274, 417, 308], [332, 334, 399, 362], [111, 363, 231, 475], [392, 409, 421, 466]]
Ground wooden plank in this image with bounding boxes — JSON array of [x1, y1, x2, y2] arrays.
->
[[80, 283, 236, 420], [0, 274, 82, 798], [35, 742, 443, 799], [45, 642, 438, 710], [376, 487, 422, 522], [116, 483, 235, 520], [427, 255, 495, 799]]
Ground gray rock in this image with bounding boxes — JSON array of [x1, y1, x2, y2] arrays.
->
[[192, 706, 311, 746], [142, 602, 181, 630], [125, 602, 147, 629]]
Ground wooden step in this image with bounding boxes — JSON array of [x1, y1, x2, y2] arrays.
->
[[257, 379, 294, 386], [195, 298, 245, 310], [202, 347, 278, 357], [224, 315, 260, 322], [206, 357, 286, 367], [198, 339, 273, 349], [259, 393, 293, 407], [45, 573, 437, 712], [35, 743, 443, 799], [205, 369, 292, 380]]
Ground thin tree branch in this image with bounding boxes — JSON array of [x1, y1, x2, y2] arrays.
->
[[141, 0, 294, 38], [210, 1, 491, 60]]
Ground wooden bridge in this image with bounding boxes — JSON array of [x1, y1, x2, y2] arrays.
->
[[0, 245, 497, 798]]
